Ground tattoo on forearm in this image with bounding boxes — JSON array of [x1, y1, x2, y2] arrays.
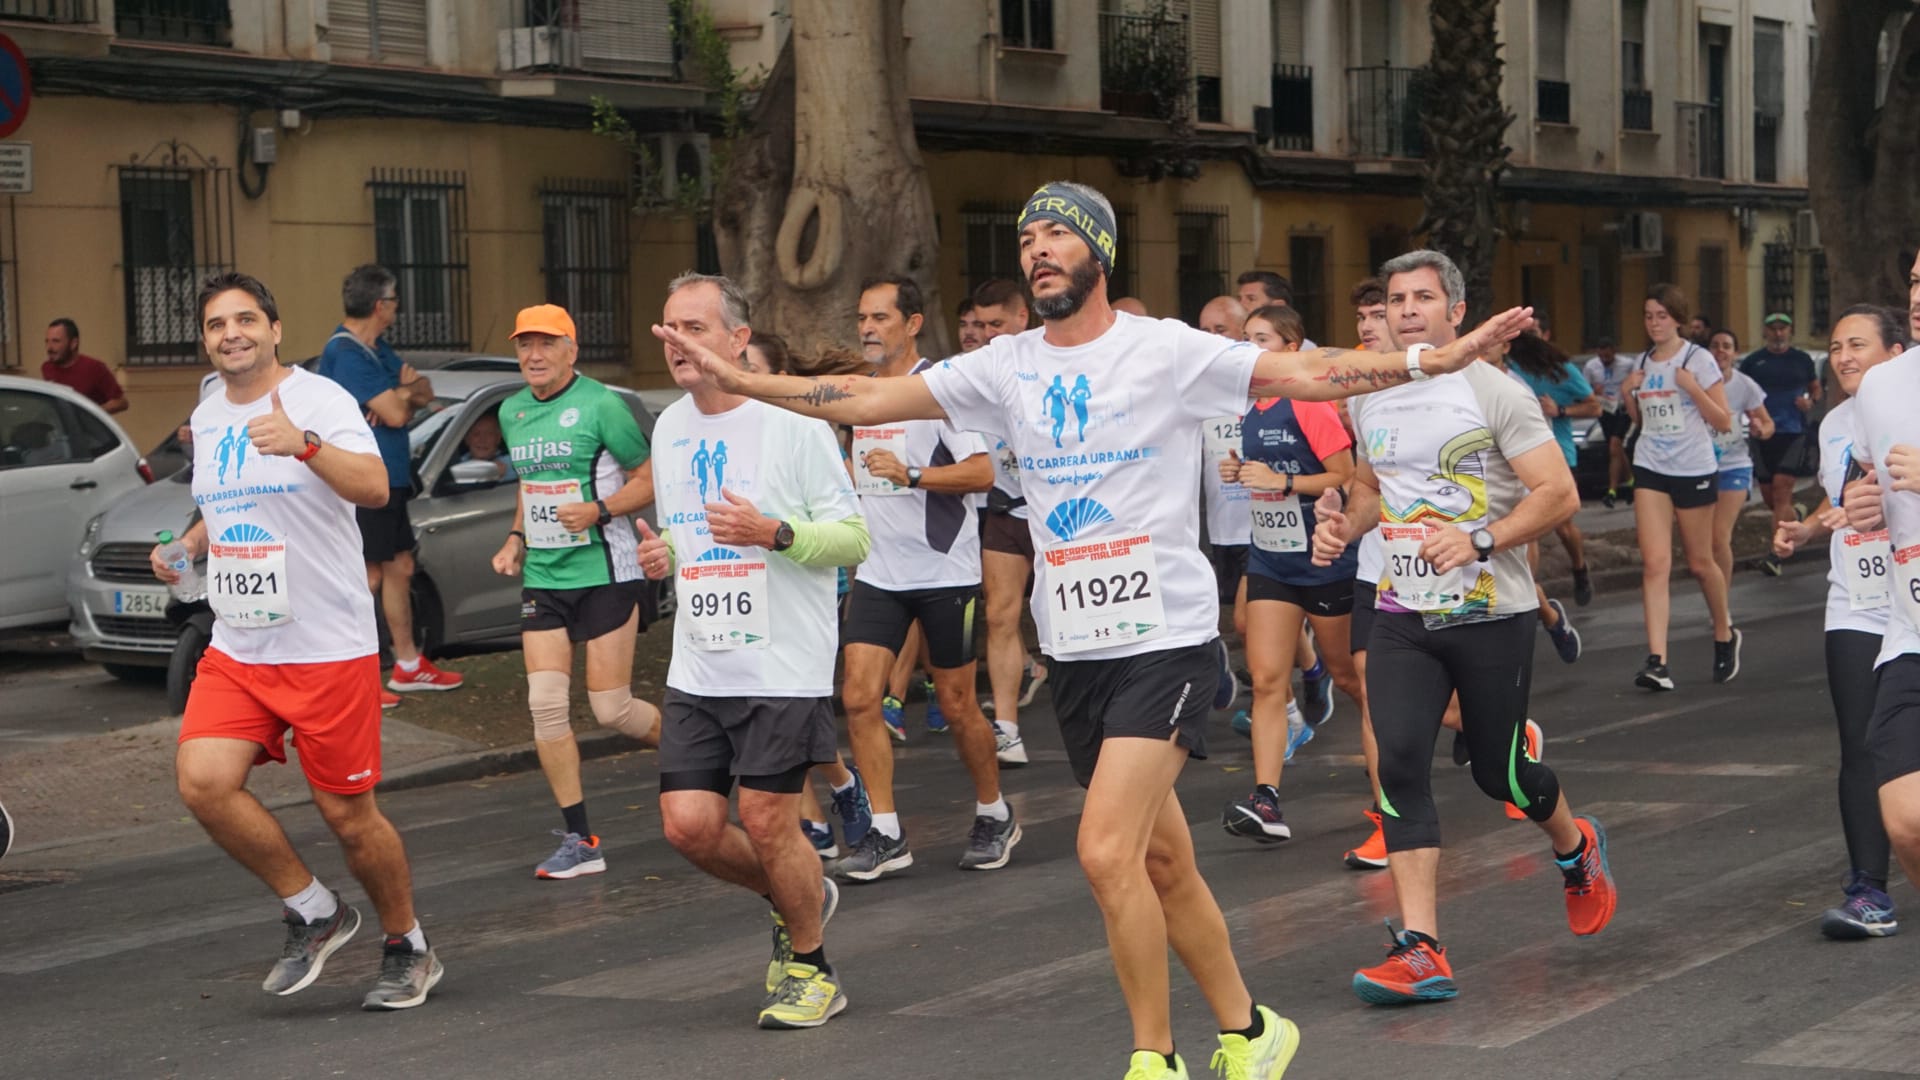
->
[[774, 379, 859, 408], [1316, 366, 1412, 390]]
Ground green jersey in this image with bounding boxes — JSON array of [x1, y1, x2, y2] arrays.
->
[[498, 374, 651, 590]]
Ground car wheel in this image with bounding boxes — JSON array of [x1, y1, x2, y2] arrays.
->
[[101, 662, 164, 683], [166, 618, 213, 714]]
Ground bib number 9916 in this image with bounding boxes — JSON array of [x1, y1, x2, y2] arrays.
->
[[687, 590, 753, 618]]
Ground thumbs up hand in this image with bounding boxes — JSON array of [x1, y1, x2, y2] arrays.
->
[[637, 519, 672, 580], [246, 386, 306, 457], [1217, 449, 1243, 484]]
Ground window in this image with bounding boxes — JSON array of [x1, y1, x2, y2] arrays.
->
[[1809, 250, 1830, 335], [327, 0, 429, 65], [1001, 0, 1055, 50], [0, 389, 80, 469], [1696, 245, 1727, 330], [1621, 0, 1647, 89], [118, 152, 236, 366], [1752, 19, 1784, 183], [1288, 234, 1327, 345], [116, 0, 230, 46], [1763, 242, 1794, 322], [961, 202, 1024, 295], [1192, 0, 1223, 123], [1176, 207, 1228, 326], [541, 180, 631, 366], [370, 169, 470, 349], [695, 221, 722, 276], [1535, 0, 1571, 123]]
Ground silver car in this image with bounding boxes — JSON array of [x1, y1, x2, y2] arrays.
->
[[68, 369, 669, 677]]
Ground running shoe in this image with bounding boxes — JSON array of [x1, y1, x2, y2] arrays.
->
[[362, 936, 444, 1010], [1506, 719, 1544, 821], [1352, 922, 1456, 1004], [262, 896, 360, 996], [1284, 702, 1314, 762], [1299, 664, 1335, 726], [1213, 639, 1241, 711], [1544, 598, 1581, 664], [1210, 1004, 1300, 1080], [1018, 658, 1049, 708], [1634, 654, 1675, 691], [994, 720, 1029, 767], [767, 877, 840, 992], [387, 657, 464, 693], [535, 830, 606, 880], [881, 696, 907, 742], [829, 767, 873, 849], [1344, 807, 1388, 870], [1572, 566, 1594, 607], [958, 811, 1022, 870], [922, 680, 948, 733], [801, 820, 839, 859], [759, 962, 847, 1029], [1230, 709, 1252, 738], [1222, 785, 1292, 843], [828, 828, 913, 882], [1123, 1051, 1189, 1080], [1558, 814, 1618, 936], [1760, 555, 1785, 577], [1602, 489, 1618, 509], [380, 689, 401, 710], [1713, 628, 1743, 684], [0, 796, 13, 861], [1820, 870, 1899, 940]]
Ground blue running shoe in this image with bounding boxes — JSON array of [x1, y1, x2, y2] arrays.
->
[[1212, 639, 1240, 711], [830, 766, 873, 849], [923, 680, 948, 733], [801, 820, 839, 859], [881, 696, 907, 742], [1299, 663, 1335, 726], [1230, 709, 1252, 738], [1821, 870, 1899, 939], [1284, 702, 1315, 762]]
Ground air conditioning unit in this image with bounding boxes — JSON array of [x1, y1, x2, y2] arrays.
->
[[636, 133, 713, 205], [499, 26, 578, 71], [1621, 210, 1664, 256], [1794, 208, 1821, 250]]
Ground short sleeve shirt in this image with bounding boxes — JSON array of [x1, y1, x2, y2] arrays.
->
[[1740, 346, 1818, 435], [42, 354, 124, 408], [1817, 399, 1889, 637], [497, 374, 652, 590], [1715, 369, 1767, 472], [1631, 342, 1724, 478], [854, 362, 989, 591], [317, 328, 411, 489], [1850, 353, 1920, 666], [1515, 362, 1594, 468]]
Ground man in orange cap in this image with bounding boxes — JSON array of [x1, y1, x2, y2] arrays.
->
[[490, 303, 662, 878]]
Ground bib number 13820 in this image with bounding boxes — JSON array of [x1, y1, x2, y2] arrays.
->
[[1041, 533, 1167, 655]]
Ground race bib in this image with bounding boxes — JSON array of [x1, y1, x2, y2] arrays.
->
[[852, 426, 911, 496], [1638, 389, 1686, 437], [1203, 416, 1242, 460], [1380, 523, 1466, 612], [523, 479, 591, 548], [1841, 528, 1893, 611], [1041, 532, 1167, 655], [1895, 543, 1920, 629], [209, 535, 292, 629], [1250, 491, 1308, 554], [676, 559, 770, 650]]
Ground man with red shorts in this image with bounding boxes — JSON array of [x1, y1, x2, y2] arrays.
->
[[152, 272, 442, 1011]]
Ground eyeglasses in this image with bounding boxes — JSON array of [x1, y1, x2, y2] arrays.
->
[[379, 294, 400, 305]]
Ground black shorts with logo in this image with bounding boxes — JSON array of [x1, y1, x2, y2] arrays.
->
[[842, 581, 979, 668], [1633, 466, 1718, 510], [657, 690, 839, 793], [521, 580, 647, 642], [1246, 571, 1356, 617], [1867, 655, 1920, 786], [1047, 640, 1216, 788], [356, 487, 417, 562]]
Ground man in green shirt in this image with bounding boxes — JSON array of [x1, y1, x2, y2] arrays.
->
[[490, 304, 661, 878]]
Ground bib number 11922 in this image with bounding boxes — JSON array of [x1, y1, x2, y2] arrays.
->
[[1042, 533, 1167, 655]]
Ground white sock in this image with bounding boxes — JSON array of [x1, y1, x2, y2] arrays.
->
[[395, 656, 421, 673], [400, 922, 428, 953], [976, 798, 1010, 822], [282, 877, 337, 924], [831, 773, 857, 795], [871, 812, 902, 839], [1286, 700, 1304, 723], [994, 720, 1019, 738]]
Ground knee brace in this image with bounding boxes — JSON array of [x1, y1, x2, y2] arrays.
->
[[528, 670, 572, 742], [588, 685, 660, 744]]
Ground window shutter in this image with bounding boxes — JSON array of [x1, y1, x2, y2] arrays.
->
[[576, 0, 677, 77], [1190, 0, 1220, 78], [328, 0, 428, 65], [1272, 0, 1305, 66]]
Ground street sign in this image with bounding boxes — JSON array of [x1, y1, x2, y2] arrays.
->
[[0, 34, 30, 141], [0, 142, 29, 194]]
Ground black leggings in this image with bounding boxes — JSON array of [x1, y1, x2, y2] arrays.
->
[[1368, 611, 1562, 851], [1826, 630, 1891, 881]]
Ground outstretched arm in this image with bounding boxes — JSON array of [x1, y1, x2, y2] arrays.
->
[[652, 323, 947, 425], [1248, 307, 1536, 401]]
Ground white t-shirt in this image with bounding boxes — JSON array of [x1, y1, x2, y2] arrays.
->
[[653, 397, 858, 697], [188, 368, 381, 664], [1715, 369, 1766, 473], [1584, 353, 1636, 408], [1202, 413, 1252, 545], [922, 313, 1259, 660], [853, 367, 987, 591], [1818, 400, 1891, 637], [984, 433, 1028, 519], [1850, 354, 1920, 666], [1631, 341, 1724, 477], [1355, 530, 1384, 588]]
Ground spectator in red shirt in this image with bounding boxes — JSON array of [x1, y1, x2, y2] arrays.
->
[[43, 319, 128, 414]]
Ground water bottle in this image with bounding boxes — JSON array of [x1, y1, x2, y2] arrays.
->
[[156, 530, 205, 603]]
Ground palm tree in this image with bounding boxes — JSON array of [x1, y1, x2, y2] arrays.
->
[[1415, 0, 1514, 325]]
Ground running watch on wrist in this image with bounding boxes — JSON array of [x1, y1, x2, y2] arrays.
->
[[1405, 342, 1434, 381], [770, 520, 796, 552], [906, 466, 924, 488], [295, 430, 322, 463], [1470, 528, 1496, 562], [595, 499, 612, 526], [1283, 472, 1295, 497]]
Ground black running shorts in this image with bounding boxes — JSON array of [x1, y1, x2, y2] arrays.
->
[[842, 581, 979, 668], [657, 690, 838, 792], [1867, 654, 1920, 787], [521, 581, 647, 642], [1632, 466, 1717, 510], [356, 488, 417, 562], [1246, 571, 1355, 617], [1350, 580, 1378, 654], [1047, 640, 1216, 788]]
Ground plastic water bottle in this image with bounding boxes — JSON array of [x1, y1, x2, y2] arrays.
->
[[156, 530, 204, 603]]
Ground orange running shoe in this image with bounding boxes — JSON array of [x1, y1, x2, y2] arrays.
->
[[1558, 814, 1617, 936], [380, 689, 401, 710], [1352, 921, 1457, 1004], [389, 657, 465, 693], [1505, 719, 1544, 820], [1344, 807, 1388, 870]]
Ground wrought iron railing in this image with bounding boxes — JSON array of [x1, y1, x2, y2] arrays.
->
[[1270, 64, 1313, 151], [115, 0, 230, 46], [1536, 79, 1571, 124], [1347, 65, 1424, 158], [0, 0, 96, 23], [1622, 88, 1653, 131], [1098, 10, 1188, 120], [1677, 101, 1725, 179], [1754, 110, 1781, 183]]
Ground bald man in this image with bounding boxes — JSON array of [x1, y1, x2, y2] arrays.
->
[[1199, 295, 1248, 341], [1111, 297, 1149, 317]]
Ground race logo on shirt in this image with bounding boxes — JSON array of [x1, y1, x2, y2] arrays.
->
[[213, 425, 252, 485], [1040, 373, 1096, 448], [689, 438, 730, 503], [1044, 496, 1116, 542]]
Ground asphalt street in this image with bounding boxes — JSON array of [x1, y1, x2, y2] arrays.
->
[[3, 566, 1914, 1080]]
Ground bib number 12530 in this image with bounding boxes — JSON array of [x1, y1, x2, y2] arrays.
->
[[1042, 533, 1167, 655]]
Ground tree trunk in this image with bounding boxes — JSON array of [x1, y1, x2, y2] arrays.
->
[[1808, 2, 1920, 316], [711, 1, 950, 361], [1414, 0, 1513, 327]]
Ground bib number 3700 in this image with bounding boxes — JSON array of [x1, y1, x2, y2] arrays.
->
[[1380, 523, 1466, 612], [1042, 533, 1167, 655]]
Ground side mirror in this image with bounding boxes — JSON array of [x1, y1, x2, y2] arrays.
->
[[449, 459, 503, 486]]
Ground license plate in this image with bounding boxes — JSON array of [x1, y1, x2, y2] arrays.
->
[[113, 590, 168, 617]]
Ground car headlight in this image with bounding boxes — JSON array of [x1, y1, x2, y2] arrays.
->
[[78, 513, 106, 558]]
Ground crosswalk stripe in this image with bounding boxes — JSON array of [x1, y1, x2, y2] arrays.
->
[[1746, 980, 1920, 1074]]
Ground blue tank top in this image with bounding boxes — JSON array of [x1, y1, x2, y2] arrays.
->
[[1242, 399, 1357, 586]]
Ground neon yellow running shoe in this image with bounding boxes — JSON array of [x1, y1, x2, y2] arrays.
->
[[1209, 1005, 1300, 1079], [757, 963, 847, 1029], [1124, 1050, 1190, 1079]]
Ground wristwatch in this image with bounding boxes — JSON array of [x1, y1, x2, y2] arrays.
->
[[1405, 342, 1434, 382], [595, 499, 613, 526], [906, 466, 924, 489], [294, 430, 322, 463], [1282, 472, 1295, 497], [770, 520, 796, 552], [1470, 528, 1496, 562]]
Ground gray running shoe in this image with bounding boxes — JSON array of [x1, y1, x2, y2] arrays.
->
[[958, 812, 1022, 871], [535, 830, 606, 879], [262, 897, 361, 996], [766, 876, 841, 992], [828, 828, 913, 882], [362, 937, 444, 1011]]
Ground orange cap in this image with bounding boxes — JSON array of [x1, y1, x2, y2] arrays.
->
[[510, 304, 577, 340]]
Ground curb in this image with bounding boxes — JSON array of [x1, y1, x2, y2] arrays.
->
[[376, 729, 637, 794]]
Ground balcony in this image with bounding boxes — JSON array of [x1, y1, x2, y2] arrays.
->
[[0, 0, 95, 23], [1347, 65, 1424, 158], [1622, 88, 1653, 132], [116, 0, 229, 45], [1536, 78, 1571, 125], [1754, 110, 1781, 183], [1098, 9, 1188, 120], [500, 0, 676, 79], [1268, 64, 1314, 151], [1677, 101, 1725, 179]]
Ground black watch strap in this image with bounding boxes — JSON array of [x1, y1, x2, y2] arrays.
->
[[771, 521, 796, 552], [595, 499, 612, 526]]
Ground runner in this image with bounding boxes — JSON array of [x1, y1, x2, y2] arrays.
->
[[1338, 277, 1393, 871], [833, 275, 1015, 880], [1743, 311, 1822, 568], [155, 271, 441, 1010], [1493, 337, 1588, 662], [654, 181, 1537, 1079], [1507, 333, 1600, 607], [1623, 284, 1740, 690], [1775, 303, 1907, 939], [1309, 250, 1615, 1005], [490, 304, 662, 878], [1584, 338, 1638, 508], [1196, 295, 1255, 717], [1707, 328, 1776, 588], [641, 273, 869, 1029]]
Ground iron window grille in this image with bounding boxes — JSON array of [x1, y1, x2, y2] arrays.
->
[[961, 202, 1024, 296], [1762, 242, 1794, 322], [1809, 250, 1830, 335], [116, 142, 236, 366], [540, 179, 631, 366], [0, 1, 97, 23], [115, 0, 230, 46], [1537, 79, 1572, 125], [1347, 66, 1425, 157], [1176, 206, 1228, 326], [1288, 234, 1328, 346], [370, 168, 470, 350], [1269, 64, 1314, 151]]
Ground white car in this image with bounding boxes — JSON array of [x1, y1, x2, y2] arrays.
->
[[0, 375, 154, 629]]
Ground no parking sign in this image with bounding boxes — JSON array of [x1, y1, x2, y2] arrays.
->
[[0, 33, 31, 141]]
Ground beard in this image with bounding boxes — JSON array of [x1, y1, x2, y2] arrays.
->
[[1029, 257, 1103, 321]]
